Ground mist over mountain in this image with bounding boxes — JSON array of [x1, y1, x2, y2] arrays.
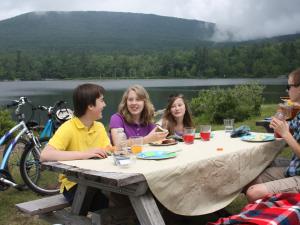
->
[[0, 11, 215, 52]]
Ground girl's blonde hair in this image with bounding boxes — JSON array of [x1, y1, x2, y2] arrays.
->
[[118, 85, 154, 125], [162, 94, 193, 135]]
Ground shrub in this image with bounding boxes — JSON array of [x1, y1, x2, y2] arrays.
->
[[0, 109, 15, 136], [190, 83, 264, 124]]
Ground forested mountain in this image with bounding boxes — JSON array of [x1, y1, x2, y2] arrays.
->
[[0, 11, 215, 52], [0, 11, 299, 80]]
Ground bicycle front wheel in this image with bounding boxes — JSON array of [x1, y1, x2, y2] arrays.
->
[[2, 138, 29, 190], [20, 138, 60, 195]]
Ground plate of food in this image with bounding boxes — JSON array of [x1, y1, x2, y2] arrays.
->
[[241, 133, 275, 142], [137, 151, 176, 160], [149, 138, 178, 146]]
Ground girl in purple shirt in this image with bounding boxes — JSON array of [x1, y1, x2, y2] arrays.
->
[[109, 85, 168, 146]]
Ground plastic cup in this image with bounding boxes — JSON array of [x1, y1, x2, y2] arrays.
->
[[223, 119, 234, 133], [274, 111, 285, 138], [183, 127, 195, 144], [130, 136, 143, 154], [200, 125, 211, 141]]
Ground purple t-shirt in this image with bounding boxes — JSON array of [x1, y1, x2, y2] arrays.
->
[[109, 113, 156, 138]]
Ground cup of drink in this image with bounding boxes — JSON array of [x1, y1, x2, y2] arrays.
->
[[200, 125, 211, 141], [130, 136, 143, 154], [183, 127, 195, 144], [273, 111, 285, 138], [113, 145, 133, 168], [223, 119, 234, 133]]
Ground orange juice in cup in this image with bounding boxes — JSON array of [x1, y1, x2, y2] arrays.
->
[[131, 145, 142, 154], [130, 136, 143, 154]]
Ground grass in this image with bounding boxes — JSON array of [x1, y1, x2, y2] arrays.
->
[[0, 103, 293, 225]]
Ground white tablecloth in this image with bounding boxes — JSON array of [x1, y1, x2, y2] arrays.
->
[[59, 131, 286, 215]]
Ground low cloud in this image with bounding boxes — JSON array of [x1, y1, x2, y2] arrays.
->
[[0, 0, 299, 41]]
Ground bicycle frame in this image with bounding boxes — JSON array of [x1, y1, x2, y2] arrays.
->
[[0, 120, 41, 187], [39, 119, 54, 139], [0, 121, 28, 170]]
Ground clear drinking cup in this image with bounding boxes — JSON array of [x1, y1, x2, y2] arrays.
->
[[273, 111, 285, 138], [130, 136, 143, 154], [224, 119, 234, 133]]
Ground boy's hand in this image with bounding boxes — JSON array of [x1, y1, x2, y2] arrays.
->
[[104, 146, 116, 156], [87, 148, 108, 159]]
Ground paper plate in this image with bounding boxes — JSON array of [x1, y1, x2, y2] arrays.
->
[[241, 133, 275, 142], [137, 151, 176, 160], [149, 140, 178, 146]]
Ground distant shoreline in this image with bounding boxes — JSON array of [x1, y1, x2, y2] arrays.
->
[[0, 77, 287, 88]]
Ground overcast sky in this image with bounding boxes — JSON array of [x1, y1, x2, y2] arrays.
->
[[1, 0, 300, 41]]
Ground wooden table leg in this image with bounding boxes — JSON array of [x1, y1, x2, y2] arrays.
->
[[71, 184, 97, 216], [129, 192, 165, 225]]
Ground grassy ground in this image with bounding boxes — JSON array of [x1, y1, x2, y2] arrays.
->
[[0, 104, 292, 225]]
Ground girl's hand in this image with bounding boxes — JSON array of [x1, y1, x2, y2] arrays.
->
[[145, 128, 168, 143], [270, 117, 290, 138]]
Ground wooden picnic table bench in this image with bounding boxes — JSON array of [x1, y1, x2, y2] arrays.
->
[[16, 193, 137, 225]]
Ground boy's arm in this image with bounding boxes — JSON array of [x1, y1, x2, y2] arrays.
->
[[40, 144, 107, 162]]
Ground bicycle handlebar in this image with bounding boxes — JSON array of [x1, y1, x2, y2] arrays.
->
[[6, 100, 19, 108], [6, 97, 29, 108], [35, 100, 69, 117]]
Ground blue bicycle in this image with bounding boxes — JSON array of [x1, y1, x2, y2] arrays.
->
[[19, 100, 72, 195], [0, 97, 72, 195], [0, 97, 44, 191]]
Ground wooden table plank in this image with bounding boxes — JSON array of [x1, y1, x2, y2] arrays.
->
[[42, 161, 145, 186]]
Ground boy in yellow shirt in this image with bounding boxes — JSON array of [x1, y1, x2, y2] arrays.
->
[[41, 83, 111, 210]]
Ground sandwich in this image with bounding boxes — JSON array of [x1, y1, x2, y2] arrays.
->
[[155, 124, 168, 133]]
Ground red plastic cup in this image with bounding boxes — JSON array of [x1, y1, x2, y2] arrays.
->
[[183, 134, 195, 144], [200, 125, 211, 141], [200, 131, 211, 141], [274, 132, 281, 138], [183, 127, 195, 144]]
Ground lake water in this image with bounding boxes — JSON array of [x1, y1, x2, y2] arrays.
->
[[0, 78, 287, 125]]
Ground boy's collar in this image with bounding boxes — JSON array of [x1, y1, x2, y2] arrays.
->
[[74, 117, 96, 132]]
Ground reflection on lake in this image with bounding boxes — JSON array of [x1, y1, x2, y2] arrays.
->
[[0, 78, 287, 125]]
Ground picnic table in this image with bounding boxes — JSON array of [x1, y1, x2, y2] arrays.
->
[[42, 130, 286, 225]]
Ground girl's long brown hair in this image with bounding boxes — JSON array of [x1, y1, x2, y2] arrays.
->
[[162, 94, 193, 135], [118, 85, 154, 125]]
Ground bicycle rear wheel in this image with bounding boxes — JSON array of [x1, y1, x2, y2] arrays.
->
[[20, 138, 60, 195], [2, 138, 29, 190]]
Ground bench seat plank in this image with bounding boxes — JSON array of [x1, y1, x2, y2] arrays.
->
[[16, 194, 69, 215]]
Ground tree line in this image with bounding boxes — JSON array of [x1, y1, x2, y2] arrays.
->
[[0, 39, 299, 80]]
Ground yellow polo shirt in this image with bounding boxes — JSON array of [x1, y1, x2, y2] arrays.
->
[[48, 117, 111, 192]]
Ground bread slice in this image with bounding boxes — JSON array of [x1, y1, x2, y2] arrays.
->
[[156, 124, 168, 133]]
